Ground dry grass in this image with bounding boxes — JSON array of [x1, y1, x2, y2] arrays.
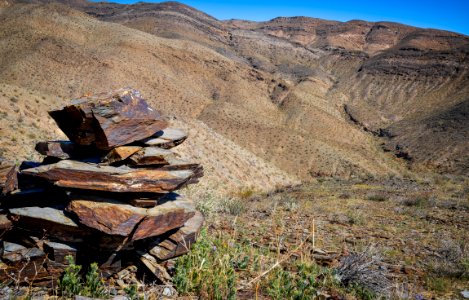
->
[[193, 176, 469, 299]]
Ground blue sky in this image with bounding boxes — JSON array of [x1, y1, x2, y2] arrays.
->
[[98, 0, 469, 35]]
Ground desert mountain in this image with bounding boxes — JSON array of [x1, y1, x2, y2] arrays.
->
[[0, 1, 467, 192]]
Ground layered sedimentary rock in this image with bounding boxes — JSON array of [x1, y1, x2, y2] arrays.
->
[[0, 88, 204, 285], [48, 88, 168, 150]]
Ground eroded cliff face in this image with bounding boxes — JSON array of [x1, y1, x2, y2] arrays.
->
[[2, 0, 468, 178]]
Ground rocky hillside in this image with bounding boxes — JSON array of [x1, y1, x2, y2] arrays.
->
[[0, 1, 467, 186]]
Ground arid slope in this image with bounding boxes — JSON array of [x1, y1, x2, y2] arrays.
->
[[0, 2, 407, 185], [0, 0, 468, 185]]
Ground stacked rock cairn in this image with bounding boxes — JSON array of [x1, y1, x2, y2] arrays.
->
[[0, 88, 204, 287]]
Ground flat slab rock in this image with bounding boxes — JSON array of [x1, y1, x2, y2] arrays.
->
[[2, 241, 45, 263], [8, 206, 87, 243], [66, 195, 196, 240], [21, 160, 195, 193], [140, 128, 187, 149], [137, 252, 171, 283], [149, 211, 204, 260], [49, 88, 168, 150], [129, 147, 176, 166]]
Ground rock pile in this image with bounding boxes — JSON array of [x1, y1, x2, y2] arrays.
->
[[0, 88, 204, 286]]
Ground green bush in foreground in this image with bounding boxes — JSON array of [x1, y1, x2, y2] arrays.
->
[[58, 255, 106, 298], [59, 256, 83, 298], [173, 228, 237, 300]]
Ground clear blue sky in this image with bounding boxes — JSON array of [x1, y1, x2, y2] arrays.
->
[[97, 0, 469, 35]]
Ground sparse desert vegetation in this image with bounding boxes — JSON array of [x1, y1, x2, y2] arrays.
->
[[176, 175, 469, 299]]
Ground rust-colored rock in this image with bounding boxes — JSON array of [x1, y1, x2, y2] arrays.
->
[[0, 242, 49, 283], [66, 196, 195, 240], [159, 162, 204, 186], [21, 160, 196, 193], [138, 252, 171, 283], [103, 146, 142, 164], [49, 88, 168, 150], [1, 88, 205, 284], [133, 196, 196, 241], [149, 211, 204, 260], [129, 198, 158, 208], [66, 200, 146, 236], [129, 147, 176, 166]]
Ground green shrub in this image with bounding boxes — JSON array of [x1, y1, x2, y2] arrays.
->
[[58, 255, 106, 298], [83, 262, 106, 298], [59, 256, 83, 298], [124, 285, 142, 300], [173, 228, 237, 300], [266, 263, 323, 299]]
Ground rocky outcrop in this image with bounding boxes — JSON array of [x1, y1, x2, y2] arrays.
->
[[0, 88, 204, 285]]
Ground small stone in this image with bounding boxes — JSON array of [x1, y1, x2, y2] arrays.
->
[[162, 287, 173, 296]]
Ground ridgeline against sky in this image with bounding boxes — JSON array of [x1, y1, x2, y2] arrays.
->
[[97, 0, 469, 35]]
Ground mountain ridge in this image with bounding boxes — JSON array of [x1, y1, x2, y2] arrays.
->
[[0, 0, 467, 189]]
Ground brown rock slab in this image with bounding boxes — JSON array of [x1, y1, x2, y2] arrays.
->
[[160, 162, 204, 186], [137, 252, 171, 283], [66, 200, 146, 236], [8, 206, 88, 243], [132, 196, 196, 241], [149, 211, 204, 260], [49, 88, 168, 150], [0, 159, 18, 195], [66, 195, 196, 241], [129, 147, 176, 166], [2, 242, 45, 263], [140, 128, 187, 149], [21, 160, 196, 193], [103, 146, 142, 164], [159, 158, 201, 171]]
